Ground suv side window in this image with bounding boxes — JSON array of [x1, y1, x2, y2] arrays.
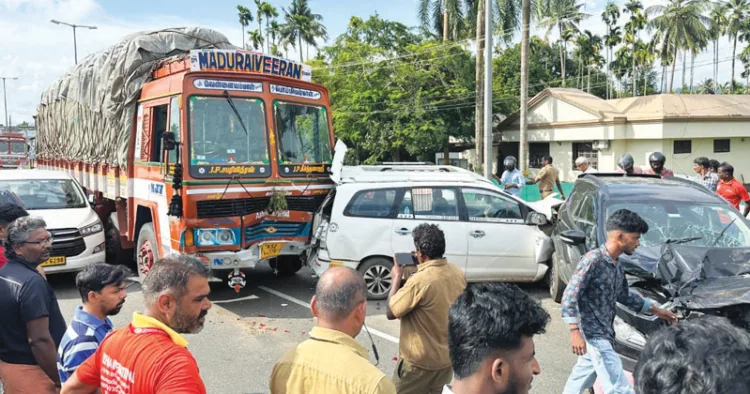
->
[[397, 187, 459, 221], [345, 189, 397, 218], [573, 192, 598, 248], [461, 188, 523, 221]]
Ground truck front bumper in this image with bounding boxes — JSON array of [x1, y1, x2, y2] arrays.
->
[[196, 240, 309, 270]]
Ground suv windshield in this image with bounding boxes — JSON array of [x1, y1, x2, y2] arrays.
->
[[274, 101, 332, 164], [0, 179, 87, 210], [189, 96, 269, 165], [606, 201, 750, 248]]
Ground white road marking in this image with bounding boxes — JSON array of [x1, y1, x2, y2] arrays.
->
[[257, 285, 400, 344], [212, 294, 261, 304]]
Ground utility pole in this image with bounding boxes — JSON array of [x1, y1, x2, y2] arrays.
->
[[50, 19, 98, 64], [483, 0, 493, 179], [519, 0, 531, 173], [1, 77, 18, 130]]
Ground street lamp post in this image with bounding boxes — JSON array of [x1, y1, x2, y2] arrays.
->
[[50, 19, 98, 64], [0, 77, 18, 129]]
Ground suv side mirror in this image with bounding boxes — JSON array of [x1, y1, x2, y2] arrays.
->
[[526, 211, 548, 225], [560, 229, 587, 246], [163, 131, 176, 151], [87, 194, 96, 205]]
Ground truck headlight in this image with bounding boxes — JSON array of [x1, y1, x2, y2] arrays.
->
[[194, 228, 239, 246], [80, 221, 103, 236]]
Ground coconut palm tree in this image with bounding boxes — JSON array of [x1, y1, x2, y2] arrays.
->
[[237, 5, 253, 50], [724, 0, 750, 93], [636, 39, 656, 95], [536, 0, 589, 88], [281, 0, 326, 62], [624, 0, 647, 96], [710, 4, 729, 93], [602, 2, 620, 98], [254, 1, 278, 53], [697, 78, 717, 93], [248, 29, 264, 51], [647, 0, 710, 93], [418, 0, 474, 40]]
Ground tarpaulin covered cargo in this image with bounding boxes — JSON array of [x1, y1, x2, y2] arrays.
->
[[36, 27, 233, 169]]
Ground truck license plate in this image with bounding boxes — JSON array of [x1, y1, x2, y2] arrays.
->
[[260, 242, 285, 260], [41, 256, 66, 267]]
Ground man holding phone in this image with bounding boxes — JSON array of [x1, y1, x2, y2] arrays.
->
[[386, 223, 466, 394]]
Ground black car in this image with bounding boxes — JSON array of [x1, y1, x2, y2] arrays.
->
[[549, 173, 750, 371]]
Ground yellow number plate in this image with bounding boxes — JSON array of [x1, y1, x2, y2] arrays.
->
[[41, 256, 66, 267], [260, 242, 285, 260]]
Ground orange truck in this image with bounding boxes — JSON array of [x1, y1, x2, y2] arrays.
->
[[0, 132, 29, 168], [36, 28, 335, 289]]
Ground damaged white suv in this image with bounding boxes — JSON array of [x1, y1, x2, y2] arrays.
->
[[306, 143, 557, 299]]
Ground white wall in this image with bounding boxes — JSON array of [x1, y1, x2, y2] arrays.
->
[[523, 96, 600, 124]]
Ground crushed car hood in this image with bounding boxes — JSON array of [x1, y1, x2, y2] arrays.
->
[[623, 246, 750, 309]]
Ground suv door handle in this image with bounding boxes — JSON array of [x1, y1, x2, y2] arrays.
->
[[470, 230, 486, 238], [395, 228, 410, 235]]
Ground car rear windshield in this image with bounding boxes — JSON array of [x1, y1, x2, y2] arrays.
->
[[0, 179, 87, 210], [606, 201, 750, 248]]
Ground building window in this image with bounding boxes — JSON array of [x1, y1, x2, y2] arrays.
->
[[674, 140, 692, 154], [572, 142, 598, 169], [528, 143, 550, 168], [714, 139, 730, 153]]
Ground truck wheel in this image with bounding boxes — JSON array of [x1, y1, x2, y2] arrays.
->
[[270, 254, 303, 277], [548, 251, 566, 303], [106, 216, 134, 269], [357, 257, 393, 300], [136, 223, 160, 281]]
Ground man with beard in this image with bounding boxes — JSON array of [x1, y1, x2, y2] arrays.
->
[[0, 216, 66, 393], [61, 255, 212, 394], [57, 264, 131, 383], [445, 283, 550, 394], [561, 210, 677, 394]]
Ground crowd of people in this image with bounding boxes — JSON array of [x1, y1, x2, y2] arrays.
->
[[494, 151, 750, 217], [0, 196, 749, 393]]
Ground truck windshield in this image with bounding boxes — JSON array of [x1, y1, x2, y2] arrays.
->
[[188, 96, 269, 165], [274, 101, 332, 164], [10, 142, 25, 154], [0, 179, 87, 210]]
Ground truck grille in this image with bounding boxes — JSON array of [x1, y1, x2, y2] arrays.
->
[[50, 228, 86, 258], [245, 221, 310, 243], [197, 197, 270, 219], [286, 195, 328, 212]]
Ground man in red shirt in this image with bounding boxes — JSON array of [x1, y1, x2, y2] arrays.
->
[[717, 163, 750, 217], [61, 255, 212, 394]]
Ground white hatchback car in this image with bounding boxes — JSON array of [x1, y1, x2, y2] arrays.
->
[[0, 170, 106, 273], [307, 162, 555, 299]]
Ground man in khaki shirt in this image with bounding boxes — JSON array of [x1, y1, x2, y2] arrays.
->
[[530, 156, 565, 200], [270, 266, 395, 394], [387, 223, 467, 394]]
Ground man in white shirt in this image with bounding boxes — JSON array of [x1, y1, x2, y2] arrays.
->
[[575, 157, 598, 174], [443, 283, 549, 394]]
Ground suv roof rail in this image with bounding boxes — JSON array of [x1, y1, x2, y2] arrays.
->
[[338, 165, 493, 185], [375, 161, 435, 165]]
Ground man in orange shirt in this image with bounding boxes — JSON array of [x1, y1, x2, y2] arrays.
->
[[61, 255, 212, 394], [717, 163, 750, 217]]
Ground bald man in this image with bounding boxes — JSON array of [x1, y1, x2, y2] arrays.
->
[[270, 267, 396, 394]]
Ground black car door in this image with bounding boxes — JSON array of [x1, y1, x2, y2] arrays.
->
[[555, 184, 599, 281]]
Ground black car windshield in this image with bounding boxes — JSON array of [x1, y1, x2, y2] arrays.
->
[[274, 101, 332, 164], [189, 96, 269, 165], [606, 201, 750, 248], [0, 179, 87, 210]]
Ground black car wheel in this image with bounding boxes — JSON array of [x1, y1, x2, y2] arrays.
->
[[358, 257, 393, 300], [548, 251, 566, 303]]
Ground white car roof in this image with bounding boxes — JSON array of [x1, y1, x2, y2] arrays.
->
[[337, 165, 494, 186], [0, 169, 74, 181]]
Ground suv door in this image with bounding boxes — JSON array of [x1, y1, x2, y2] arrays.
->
[[558, 186, 599, 277], [461, 187, 537, 281], [391, 186, 467, 269]]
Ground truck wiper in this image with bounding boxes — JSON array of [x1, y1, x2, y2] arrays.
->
[[713, 218, 737, 247], [665, 236, 703, 245], [223, 90, 248, 136]]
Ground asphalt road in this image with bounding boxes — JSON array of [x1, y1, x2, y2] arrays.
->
[[49, 264, 579, 394]]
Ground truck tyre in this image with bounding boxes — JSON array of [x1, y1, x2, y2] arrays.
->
[[548, 251, 566, 303], [136, 223, 160, 281], [357, 257, 393, 300], [270, 254, 303, 277], [106, 216, 134, 269]]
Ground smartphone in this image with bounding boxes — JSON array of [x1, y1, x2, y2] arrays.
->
[[394, 252, 418, 266]]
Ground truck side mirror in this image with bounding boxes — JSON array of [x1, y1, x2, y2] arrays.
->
[[163, 131, 176, 151]]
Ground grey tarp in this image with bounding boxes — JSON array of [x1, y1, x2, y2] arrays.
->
[[37, 27, 234, 169]]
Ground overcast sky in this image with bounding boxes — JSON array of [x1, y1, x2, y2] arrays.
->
[[0, 0, 738, 125]]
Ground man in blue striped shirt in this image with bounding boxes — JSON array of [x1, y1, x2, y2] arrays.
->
[[57, 263, 130, 383]]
